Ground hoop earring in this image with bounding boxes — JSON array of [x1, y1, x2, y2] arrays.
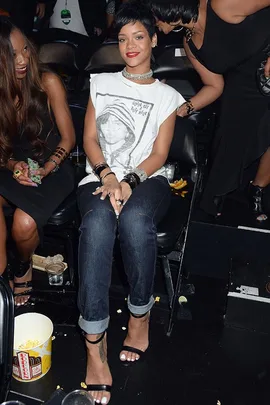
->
[[172, 26, 184, 33]]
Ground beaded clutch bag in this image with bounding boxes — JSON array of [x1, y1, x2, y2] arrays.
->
[[257, 45, 270, 97]]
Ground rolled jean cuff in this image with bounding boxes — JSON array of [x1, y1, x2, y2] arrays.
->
[[127, 295, 155, 315], [78, 315, 110, 335]]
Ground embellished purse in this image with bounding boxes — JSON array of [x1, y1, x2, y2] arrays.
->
[[257, 44, 270, 96]]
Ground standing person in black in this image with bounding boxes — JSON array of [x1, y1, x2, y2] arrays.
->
[[150, 0, 270, 221]]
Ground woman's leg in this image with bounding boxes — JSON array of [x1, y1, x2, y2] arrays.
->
[[253, 147, 270, 187], [0, 196, 8, 275], [77, 183, 117, 404], [118, 176, 171, 361], [11, 209, 39, 306]]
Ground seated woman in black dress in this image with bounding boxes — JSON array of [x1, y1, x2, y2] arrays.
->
[[0, 17, 75, 305]]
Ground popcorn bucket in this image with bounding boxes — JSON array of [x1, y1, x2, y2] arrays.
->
[[12, 313, 53, 382]]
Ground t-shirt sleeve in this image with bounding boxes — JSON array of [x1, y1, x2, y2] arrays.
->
[[90, 74, 99, 108], [157, 86, 186, 128]]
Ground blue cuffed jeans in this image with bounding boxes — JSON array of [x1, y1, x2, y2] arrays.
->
[[77, 175, 171, 334]]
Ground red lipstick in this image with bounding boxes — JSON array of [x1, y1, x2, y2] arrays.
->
[[126, 52, 139, 58]]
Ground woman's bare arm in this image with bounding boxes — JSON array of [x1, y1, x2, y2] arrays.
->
[[177, 39, 224, 117], [213, 0, 270, 22], [42, 72, 76, 174], [136, 110, 177, 176]]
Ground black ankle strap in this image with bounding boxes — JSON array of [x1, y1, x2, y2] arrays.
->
[[82, 330, 106, 344], [14, 259, 32, 278]]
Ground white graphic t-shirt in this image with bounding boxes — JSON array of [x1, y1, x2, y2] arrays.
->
[[79, 72, 185, 186], [50, 0, 88, 37]]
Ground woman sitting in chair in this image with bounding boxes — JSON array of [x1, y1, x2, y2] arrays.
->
[[77, 1, 184, 403], [0, 17, 75, 305]]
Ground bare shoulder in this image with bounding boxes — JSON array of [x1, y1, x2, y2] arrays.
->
[[212, 0, 270, 21], [41, 71, 64, 93]]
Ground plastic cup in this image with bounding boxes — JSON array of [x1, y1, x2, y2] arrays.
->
[[61, 390, 94, 405], [45, 262, 65, 286], [1, 402, 26, 405]]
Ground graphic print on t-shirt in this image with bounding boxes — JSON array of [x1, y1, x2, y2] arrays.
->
[[96, 93, 154, 174]]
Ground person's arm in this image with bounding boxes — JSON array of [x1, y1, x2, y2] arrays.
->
[[177, 38, 224, 117], [83, 97, 123, 215], [120, 110, 177, 204], [40, 72, 76, 176], [137, 111, 177, 176], [36, 3, 45, 18], [213, 0, 270, 21]]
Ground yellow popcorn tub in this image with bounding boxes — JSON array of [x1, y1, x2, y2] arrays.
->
[[13, 313, 53, 382]]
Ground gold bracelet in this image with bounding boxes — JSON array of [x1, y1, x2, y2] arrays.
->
[[185, 100, 195, 115]]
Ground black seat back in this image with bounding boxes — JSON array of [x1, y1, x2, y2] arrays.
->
[[153, 46, 202, 97], [39, 42, 79, 75], [0, 277, 14, 402], [167, 117, 197, 173], [85, 42, 125, 73]]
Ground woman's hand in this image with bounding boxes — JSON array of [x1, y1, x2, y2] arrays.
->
[[30, 167, 48, 180], [13, 161, 37, 187], [177, 103, 189, 117], [264, 56, 270, 78], [92, 174, 123, 215], [120, 181, 132, 206], [36, 2, 45, 19]]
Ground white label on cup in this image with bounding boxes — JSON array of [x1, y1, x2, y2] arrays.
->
[[18, 352, 31, 380]]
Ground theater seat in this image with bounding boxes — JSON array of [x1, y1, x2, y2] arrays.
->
[[84, 41, 125, 74], [0, 277, 14, 402], [156, 117, 199, 335]]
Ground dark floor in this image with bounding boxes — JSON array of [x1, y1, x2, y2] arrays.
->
[[8, 195, 270, 405]]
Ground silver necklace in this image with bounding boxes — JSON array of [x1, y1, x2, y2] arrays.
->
[[122, 67, 153, 81]]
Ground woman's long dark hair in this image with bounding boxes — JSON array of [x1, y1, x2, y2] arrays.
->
[[0, 17, 51, 167]]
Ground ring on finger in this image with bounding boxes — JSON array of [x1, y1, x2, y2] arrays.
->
[[13, 169, 22, 179], [116, 199, 124, 206]]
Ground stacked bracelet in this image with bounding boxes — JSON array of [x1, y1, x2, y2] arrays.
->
[[185, 100, 195, 116], [93, 162, 109, 178], [121, 172, 140, 190], [48, 158, 59, 173]]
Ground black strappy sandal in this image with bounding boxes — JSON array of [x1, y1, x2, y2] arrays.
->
[[13, 259, 33, 306], [81, 331, 112, 395], [120, 311, 149, 364]]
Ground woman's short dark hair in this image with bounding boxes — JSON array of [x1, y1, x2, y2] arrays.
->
[[150, 0, 199, 24], [115, 0, 156, 38]]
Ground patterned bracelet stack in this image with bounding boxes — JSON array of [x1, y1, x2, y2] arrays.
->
[[48, 146, 69, 173]]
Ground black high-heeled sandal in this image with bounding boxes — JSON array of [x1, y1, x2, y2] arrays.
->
[[13, 259, 33, 306], [81, 330, 112, 395], [120, 311, 150, 364], [248, 182, 268, 221], [213, 195, 225, 218]]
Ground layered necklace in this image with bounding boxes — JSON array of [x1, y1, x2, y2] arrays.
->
[[122, 67, 153, 81]]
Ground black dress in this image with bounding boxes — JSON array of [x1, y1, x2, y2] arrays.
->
[[0, 108, 74, 230], [188, 2, 270, 215]]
